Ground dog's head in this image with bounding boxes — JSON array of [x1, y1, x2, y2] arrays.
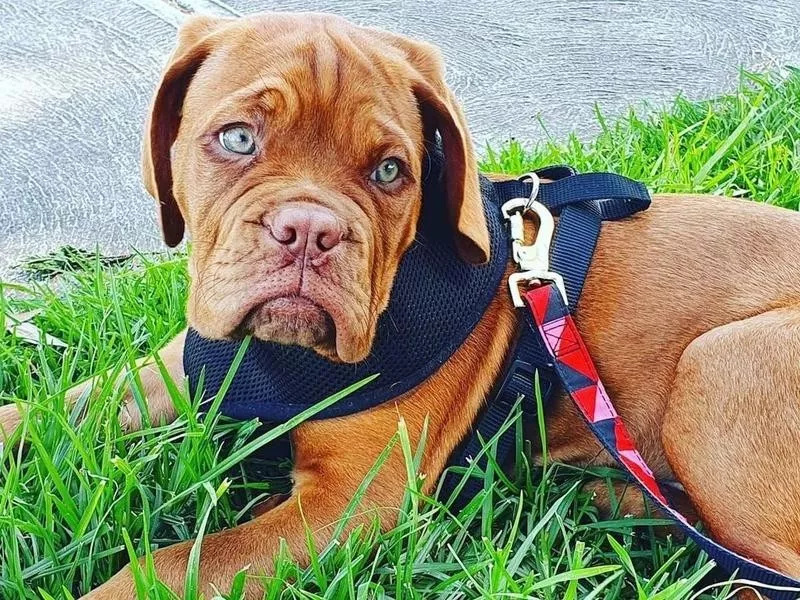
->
[[143, 12, 488, 362]]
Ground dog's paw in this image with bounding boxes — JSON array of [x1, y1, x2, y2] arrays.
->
[[117, 366, 179, 432], [65, 362, 179, 434], [0, 403, 22, 445]]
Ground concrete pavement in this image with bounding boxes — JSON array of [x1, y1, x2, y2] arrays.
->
[[2, 0, 799, 277]]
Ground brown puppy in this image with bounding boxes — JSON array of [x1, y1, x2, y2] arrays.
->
[[2, 11, 800, 599]]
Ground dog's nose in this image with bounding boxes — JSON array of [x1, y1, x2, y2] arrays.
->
[[269, 203, 343, 257]]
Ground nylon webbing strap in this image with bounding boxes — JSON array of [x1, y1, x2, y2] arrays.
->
[[551, 204, 601, 305], [524, 283, 800, 600], [439, 327, 555, 502], [493, 171, 651, 221]]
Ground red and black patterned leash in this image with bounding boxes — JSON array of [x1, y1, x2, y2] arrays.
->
[[523, 282, 800, 599]]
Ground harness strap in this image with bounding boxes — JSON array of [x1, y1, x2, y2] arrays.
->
[[441, 170, 649, 502], [524, 283, 800, 600], [493, 171, 651, 219], [440, 326, 556, 501]]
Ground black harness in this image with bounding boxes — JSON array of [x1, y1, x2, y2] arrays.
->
[[183, 159, 649, 501]]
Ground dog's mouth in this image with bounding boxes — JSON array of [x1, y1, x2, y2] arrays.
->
[[235, 295, 336, 348]]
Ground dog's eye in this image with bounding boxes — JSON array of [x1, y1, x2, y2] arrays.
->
[[219, 125, 256, 155], [370, 158, 401, 185]]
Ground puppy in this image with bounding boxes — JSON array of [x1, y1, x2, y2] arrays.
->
[[2, 11, 800, 599]]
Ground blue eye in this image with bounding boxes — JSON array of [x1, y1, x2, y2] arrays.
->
[[370, 158, 401, 184], [219, 125, 256, 155]]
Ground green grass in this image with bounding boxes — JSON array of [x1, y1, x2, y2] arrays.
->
[[2, 68, 799, 599]]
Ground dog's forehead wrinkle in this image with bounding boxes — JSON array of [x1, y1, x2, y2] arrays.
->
[[246, 21, 411, 95], [263, 105, 417, 177], [186, 25, 424, 162], [242, 19, 391, 82]]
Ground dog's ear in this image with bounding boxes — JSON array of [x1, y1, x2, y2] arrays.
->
[[141, 15, 229, 247], [393, 39, 489, 264]]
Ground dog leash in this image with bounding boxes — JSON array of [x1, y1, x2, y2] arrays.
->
[[497, 177, 800, 599], [523, 282, 800, 599]]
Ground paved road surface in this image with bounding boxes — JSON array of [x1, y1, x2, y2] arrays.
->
[[2, 0, 799, 277]]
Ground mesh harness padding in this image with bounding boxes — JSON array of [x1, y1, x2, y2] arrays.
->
[[184, 164, 509, 422]]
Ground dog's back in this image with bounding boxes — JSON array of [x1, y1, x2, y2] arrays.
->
[[552, 195, 800, 454]]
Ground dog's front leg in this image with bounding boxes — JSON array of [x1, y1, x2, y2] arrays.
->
[[64, 328, 187, 432], [0, 330, 187, 443], [83, 413, 411, 599], [81, 292, 513, 599]]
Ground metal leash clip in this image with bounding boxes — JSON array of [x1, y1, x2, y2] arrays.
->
[[501, 172, 568, 308]]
